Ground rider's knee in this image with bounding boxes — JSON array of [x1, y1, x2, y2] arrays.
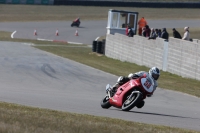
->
[[117, 76, 130, 85]]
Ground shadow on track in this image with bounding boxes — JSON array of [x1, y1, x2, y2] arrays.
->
[[71, 26, 86, 28], [108, 108, 200, 120]]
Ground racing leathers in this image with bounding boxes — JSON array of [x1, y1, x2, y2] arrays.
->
[[74, 18, 80, 23]]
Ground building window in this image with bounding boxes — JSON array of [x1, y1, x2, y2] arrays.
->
[[129, 14, 136, 29], [119, 13, 128, 28]]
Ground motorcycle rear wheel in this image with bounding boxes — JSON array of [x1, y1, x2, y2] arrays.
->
[[100, 95, 112, 109], [122, 93, 142, 111]]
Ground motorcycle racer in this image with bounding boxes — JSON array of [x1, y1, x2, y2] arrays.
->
[[73, 17, 80, 23], [110, 67, 160, 108], [71, 17, 81, 27]]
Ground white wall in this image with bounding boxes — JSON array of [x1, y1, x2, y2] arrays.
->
[[105, 33, 200, 80], [167, 37, 200, 80]]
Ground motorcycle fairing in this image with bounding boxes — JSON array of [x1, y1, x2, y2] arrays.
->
[[109, 79, 140, 108]]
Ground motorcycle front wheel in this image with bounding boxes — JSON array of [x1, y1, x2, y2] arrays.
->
[[122, 92, 142, 111], [100, 95, 112, 109]]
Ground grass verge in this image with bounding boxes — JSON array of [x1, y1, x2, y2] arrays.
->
[[0, 5, 200, 22], [0, 102, 199, 133]]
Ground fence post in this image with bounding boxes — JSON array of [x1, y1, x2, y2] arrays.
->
[[162, 40, 169, 71]]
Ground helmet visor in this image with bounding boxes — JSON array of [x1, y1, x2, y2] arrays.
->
[[152, 73, 159, 80]]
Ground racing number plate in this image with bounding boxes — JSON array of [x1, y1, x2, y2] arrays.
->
[[141, 78, 154, 93]]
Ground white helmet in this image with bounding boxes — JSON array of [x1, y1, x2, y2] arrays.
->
[[149, 67, 160, 80]]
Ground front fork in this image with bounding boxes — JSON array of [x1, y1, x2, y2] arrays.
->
[[106, 91, 111, 98], [106, 88, 116, 98], [106, 84, 112, 98]]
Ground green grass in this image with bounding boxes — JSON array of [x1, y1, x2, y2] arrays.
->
[[0, 5, 200, 133], [0, 102, 199, 133], [0, 5, 200, 22]]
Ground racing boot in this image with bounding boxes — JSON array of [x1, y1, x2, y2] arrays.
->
[[110, 83, 120, 96], [136, 100, 145, 108], [110, 76, 130, 96]]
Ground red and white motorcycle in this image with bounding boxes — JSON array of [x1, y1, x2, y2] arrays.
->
[[100, 73, 155, 111]]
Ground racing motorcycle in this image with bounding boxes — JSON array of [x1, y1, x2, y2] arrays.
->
[[100, 73, 154, 111], [71, 20, 81, 27]]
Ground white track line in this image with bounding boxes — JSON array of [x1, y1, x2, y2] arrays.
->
[[37, 38, 83, 45], [37, 38, 53, 41], [95, 37, 100, 41], [11, 31, 17, 38], [22, 43, 35, 46], [67, 41, 83, 45]]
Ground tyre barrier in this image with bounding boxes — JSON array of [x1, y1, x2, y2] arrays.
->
[[96, 41, 103, 54], [92, 40, 106, 54], [92, 41, 97, 52]]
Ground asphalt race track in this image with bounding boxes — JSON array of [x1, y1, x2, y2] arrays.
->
[[0, 20, 200, 131]]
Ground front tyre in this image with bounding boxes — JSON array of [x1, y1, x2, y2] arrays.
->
[[100, 95, 112, 109], [122, 93, 142, 111]]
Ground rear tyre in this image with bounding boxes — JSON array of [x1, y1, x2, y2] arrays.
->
[[122, 93, 142, 111], [100, 95, 112, 109]]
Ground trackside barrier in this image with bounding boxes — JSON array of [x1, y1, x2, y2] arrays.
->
[[92, 41, 97, 52], [0, 0, 6, 4], [96, 41, 102, 54], [53, 1, 200, 8], [92, 40, 106, 54], [105, 33, 200, 81], [1, 0, 54, 4]]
